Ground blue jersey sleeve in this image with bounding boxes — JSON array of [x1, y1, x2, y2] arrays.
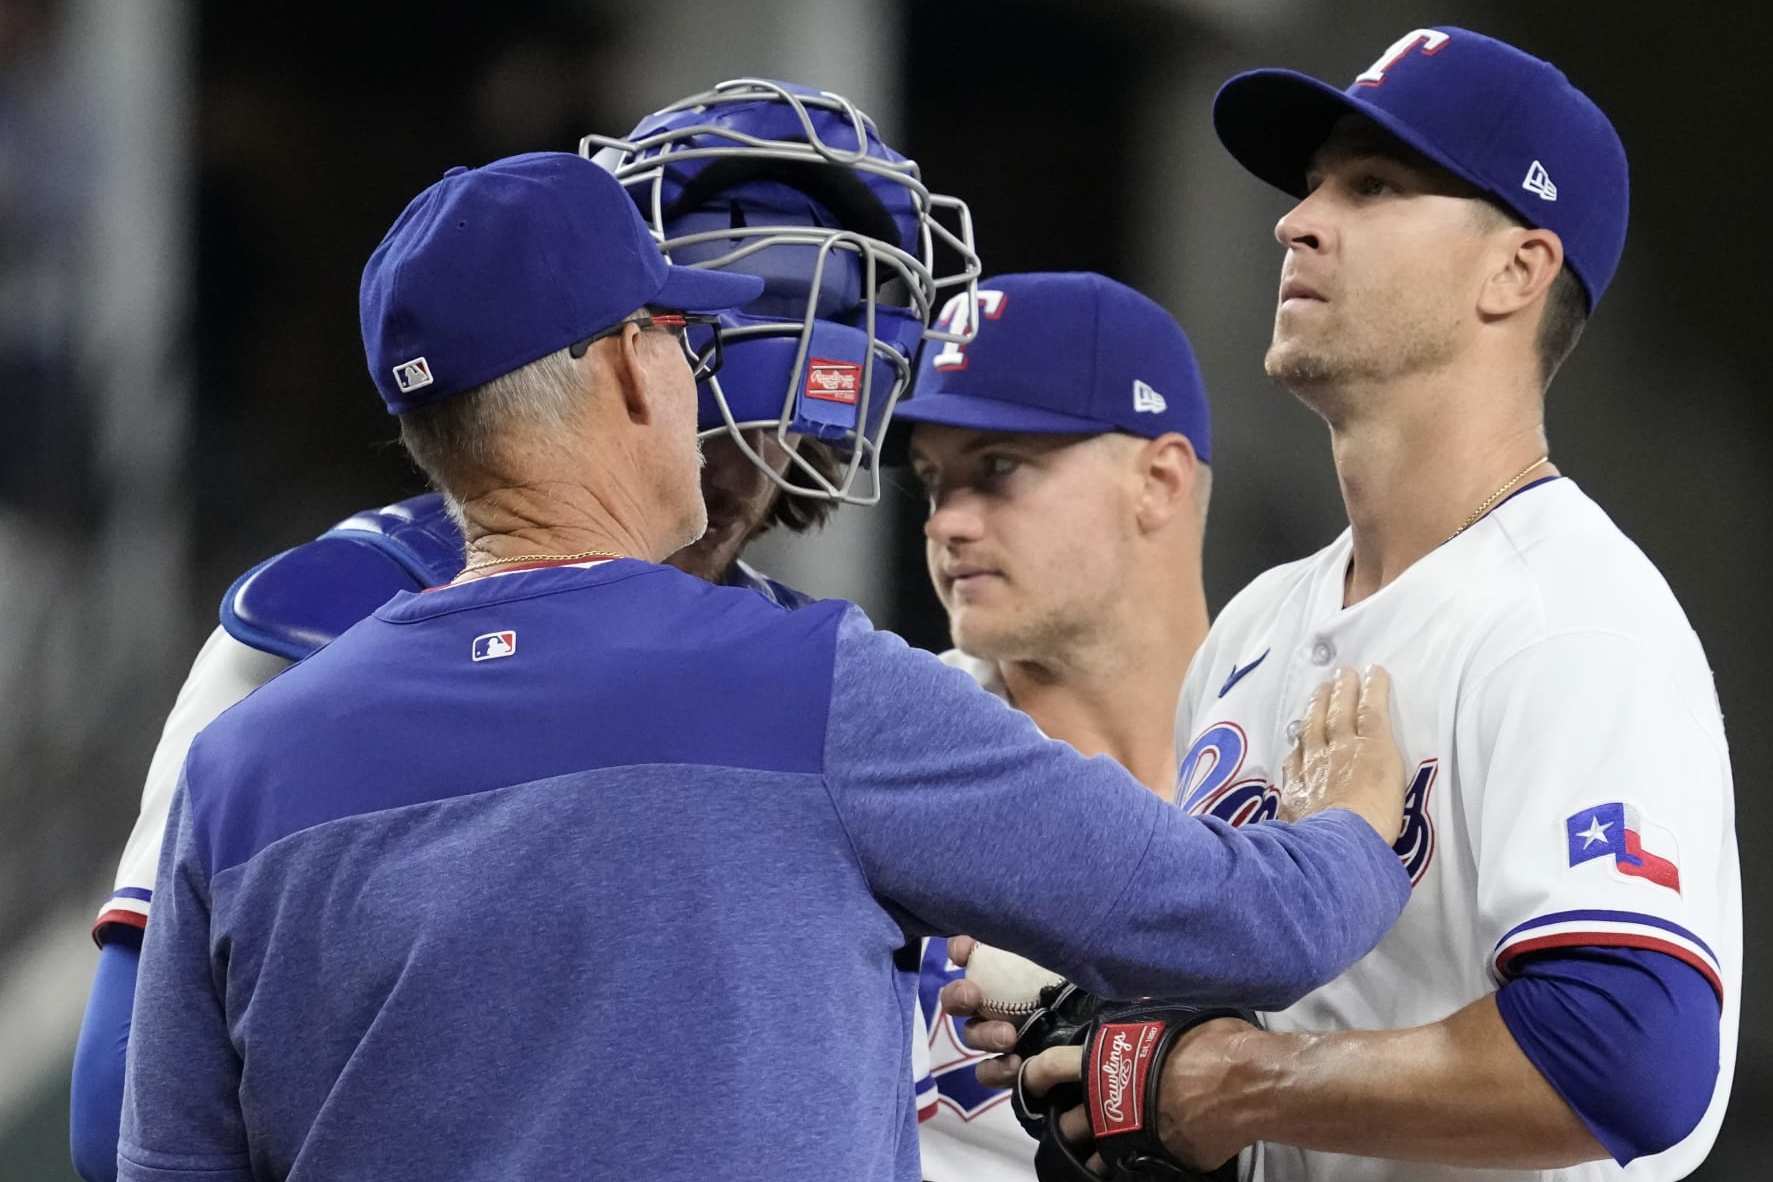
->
[[820, 610, 1412, 1009], [117, 774, 254, 1182], [70, 935, 140, 1182], [1496, 945, 1720, 1165]]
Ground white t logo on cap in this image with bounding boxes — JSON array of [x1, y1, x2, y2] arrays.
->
[[929, 289, 1006, 372], [1355, 28, 1451, 87], [1133, 379, 1167, 414]]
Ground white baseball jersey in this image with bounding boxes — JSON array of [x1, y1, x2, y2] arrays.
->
[[1174, 478, 1738, 1182], [916, 650, 1040, 1182], [93, 627, 290, 939], [917, 654, 1255, 1182]]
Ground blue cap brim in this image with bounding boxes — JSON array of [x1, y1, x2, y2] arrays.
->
[[892, 391, 1118, 436], [1213, 69, 1493, 205], [654, 264, 766, 313]]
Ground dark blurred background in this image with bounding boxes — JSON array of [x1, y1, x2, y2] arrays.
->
[[1, 0, 1764, 1176]]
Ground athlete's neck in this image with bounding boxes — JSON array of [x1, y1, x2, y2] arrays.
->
[[996, 579, 1207, 800], [1324, 372, 1553, 606], [456, 480, 661, 576]]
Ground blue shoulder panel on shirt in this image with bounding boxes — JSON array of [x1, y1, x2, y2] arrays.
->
[[1496, 944, 1720, 1165], [191, 562, 848, 875], [219, 494, 464, 661]]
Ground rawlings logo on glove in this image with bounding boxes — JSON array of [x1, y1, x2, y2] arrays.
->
[[1094, 1022, 1157, 1135], [1008, 983, 1256, 1182]]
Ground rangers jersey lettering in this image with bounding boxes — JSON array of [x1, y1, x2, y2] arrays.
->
[[1174, 479, 1738, 1182]]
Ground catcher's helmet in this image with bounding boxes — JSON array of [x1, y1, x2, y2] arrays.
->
[[583, 78, 979, 505]]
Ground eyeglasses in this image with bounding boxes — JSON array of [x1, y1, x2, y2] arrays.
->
[[569, 312, 725, 382]]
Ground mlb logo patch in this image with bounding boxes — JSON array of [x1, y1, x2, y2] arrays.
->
[[393, 356, 434, 392], [804, 358, 861, 405], [471, 631, 516, 662], [1566, 801, 1680, 894]]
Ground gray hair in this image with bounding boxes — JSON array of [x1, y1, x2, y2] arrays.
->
[[397, 346, 585, 527]]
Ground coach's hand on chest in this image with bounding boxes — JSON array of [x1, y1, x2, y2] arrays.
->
[[1274, 665, 1408, 847]]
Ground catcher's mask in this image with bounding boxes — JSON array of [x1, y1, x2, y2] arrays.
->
[[583, 78, 979, 506]]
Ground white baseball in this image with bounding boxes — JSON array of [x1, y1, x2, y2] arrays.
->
[[963, 943, 1066, 1022]]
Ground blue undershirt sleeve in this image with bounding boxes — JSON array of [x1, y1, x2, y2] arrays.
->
[[1495, 945, 1720, 1165], [820, 609, 1412, 1010], [70, 933, 141, 1182]]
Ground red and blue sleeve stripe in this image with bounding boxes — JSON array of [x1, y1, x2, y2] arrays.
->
[[1493, 908, 1722, 1001], [91, 887, 152, 947], [915, 1070, 939, 1122]]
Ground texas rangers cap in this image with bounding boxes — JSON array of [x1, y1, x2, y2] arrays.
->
[[893, 272, 1212, 462], [1213, 27, 1628, 309], [360, 151, 765, 413]]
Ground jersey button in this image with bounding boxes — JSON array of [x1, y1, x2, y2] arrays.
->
[[1310, 639, 1335, 666]]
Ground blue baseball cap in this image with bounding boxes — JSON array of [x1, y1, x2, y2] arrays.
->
[[893, 272, 1212, 462], [1214, 27, 1628, 309], [360, 151, 765, 413]]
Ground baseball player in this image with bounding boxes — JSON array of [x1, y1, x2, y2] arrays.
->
[[69, 79, 981, 1181], [1009, 26, 1738, 1182], [886, 271, 1214, 1179], [118, 150, 1412, 1180]]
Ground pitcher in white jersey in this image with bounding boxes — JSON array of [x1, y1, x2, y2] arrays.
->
[[1013, 24, 1737, 1182], [892, 271, 1215, 1181]]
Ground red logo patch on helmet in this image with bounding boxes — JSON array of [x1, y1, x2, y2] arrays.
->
[[804, 358, 862, 405], [1089, 1021, 1161, 1137]]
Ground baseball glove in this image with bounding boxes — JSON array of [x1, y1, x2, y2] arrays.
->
[[1008, 982, 1254, 1182]]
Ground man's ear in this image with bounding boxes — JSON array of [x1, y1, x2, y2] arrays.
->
[[600, 322, 654, 426], [1478, 225, 1564, 322], [1133, 432, 1200, 533]]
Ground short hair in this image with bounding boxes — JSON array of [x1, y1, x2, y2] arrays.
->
[[399, 345, 842, 538], [397, 346, 584, 527], [1475, 201, 1589, 386], [1535, 266, 1588, 386], [757, 438, 841, 535]]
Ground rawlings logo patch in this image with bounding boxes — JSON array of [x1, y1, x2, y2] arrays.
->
[[804, 358, 861, 404], [1090, 1021, 1161, 1137]]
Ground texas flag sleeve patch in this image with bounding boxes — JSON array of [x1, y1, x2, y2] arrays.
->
[[1566, 801, 1681, 894]]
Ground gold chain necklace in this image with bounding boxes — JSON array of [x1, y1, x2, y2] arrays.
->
[[454, 549, 625, 579], [1443, 455, 1550, 545]]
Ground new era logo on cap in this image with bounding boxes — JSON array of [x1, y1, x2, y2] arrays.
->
[[393, 357, 434, 392], [1522, 160, 1558, 201], [471, 631, 516, 661], [1132, 379, 1167, 414]]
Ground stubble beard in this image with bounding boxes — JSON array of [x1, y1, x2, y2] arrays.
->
[[669, 519, 744, 583], [1265, 307, 1459, 421], [669, 481, 779, 583], [952, 585, 1106, 671]]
